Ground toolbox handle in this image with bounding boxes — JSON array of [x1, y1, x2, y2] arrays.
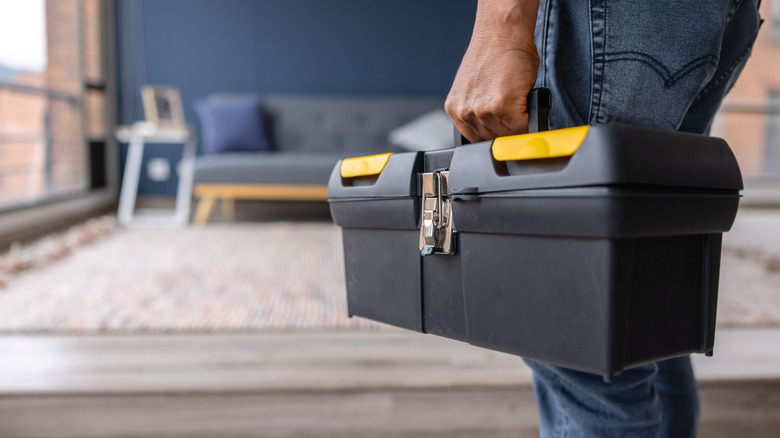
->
[[454, 88, 551, 146], [340, 153, 393, 179]]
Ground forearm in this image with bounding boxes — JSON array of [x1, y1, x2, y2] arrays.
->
[[446, 0, 541, 142]]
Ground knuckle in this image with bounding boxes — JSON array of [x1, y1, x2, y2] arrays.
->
[[474, 102, 502, 120], [485, 101, 505, 117], [473, 106, 490, 120], [457, 108, 475, 123], [444, 98, 468, 122], [444, 95, 456, 113]]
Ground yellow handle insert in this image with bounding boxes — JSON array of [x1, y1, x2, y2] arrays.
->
[[340, 153, 393, 178], [492, 126, 589, 161]]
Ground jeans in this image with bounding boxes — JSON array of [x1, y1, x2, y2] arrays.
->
[[524, 357, 699, 438], [527, 0, 762, 436]]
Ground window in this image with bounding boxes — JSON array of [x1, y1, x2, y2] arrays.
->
[[763, 92, 780, 175], [774, 0, 780, 43], [713, 0, 780, 183], [0, 0, 110, 211]]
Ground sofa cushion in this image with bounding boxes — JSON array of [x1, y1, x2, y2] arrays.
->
[[194, 152, 354, 186], [195, 98, 272, 153]]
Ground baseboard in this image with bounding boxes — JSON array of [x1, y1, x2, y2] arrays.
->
[[0, 191, 116, 249]]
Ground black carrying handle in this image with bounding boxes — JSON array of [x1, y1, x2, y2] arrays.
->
[[454, 87, 551, 146]]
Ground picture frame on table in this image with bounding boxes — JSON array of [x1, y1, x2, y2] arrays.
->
[[141, 85, 185, 127]]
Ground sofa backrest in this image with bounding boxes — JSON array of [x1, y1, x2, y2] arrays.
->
[[264, 95, 443, 153], [205, 94, 444, 154]]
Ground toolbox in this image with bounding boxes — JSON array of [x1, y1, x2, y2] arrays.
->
[[327, 90, 742, 380]]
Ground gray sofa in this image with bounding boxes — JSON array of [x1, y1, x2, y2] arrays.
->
[[192, 95, 444, 223]]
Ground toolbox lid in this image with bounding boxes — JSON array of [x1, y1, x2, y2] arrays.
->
[[448, 124, 743, 195]]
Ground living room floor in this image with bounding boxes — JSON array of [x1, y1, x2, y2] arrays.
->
[[0, 208, 778, 436]]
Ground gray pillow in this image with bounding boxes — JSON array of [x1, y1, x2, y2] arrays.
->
[[388, 109, 456, 151]]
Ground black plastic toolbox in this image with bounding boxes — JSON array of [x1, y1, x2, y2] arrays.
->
[[328, 117, 742, 381]]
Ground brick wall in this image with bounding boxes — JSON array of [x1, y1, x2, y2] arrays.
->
[[45, 0, 86, 196]]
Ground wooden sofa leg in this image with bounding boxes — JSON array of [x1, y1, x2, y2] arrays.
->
[[193, 196, 216, 225], [221, 197, 235, 221]]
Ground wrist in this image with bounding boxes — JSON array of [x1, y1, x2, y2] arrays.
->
[[473, 0, 539, 50]]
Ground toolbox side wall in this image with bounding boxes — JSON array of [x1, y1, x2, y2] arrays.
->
[[460, 234, 614, 375], [619, 235, 710, 368], [342, 228, 423, 332]]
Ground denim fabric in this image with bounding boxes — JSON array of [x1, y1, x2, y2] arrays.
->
[[524, 356, 700, 438], [527, 1, 762, 437], [535, 0, 763, 133]]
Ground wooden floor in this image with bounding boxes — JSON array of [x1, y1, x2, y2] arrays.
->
[[0, 329, 778, 437]]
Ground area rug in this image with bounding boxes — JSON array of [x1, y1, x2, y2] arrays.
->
[[0, 222, 378, 333], [0, 221, 778, 333]]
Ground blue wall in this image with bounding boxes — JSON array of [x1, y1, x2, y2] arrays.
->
[[116, 0, 476, 196]]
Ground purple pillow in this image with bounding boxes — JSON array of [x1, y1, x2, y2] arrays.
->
[[195, 98, 272, 154]]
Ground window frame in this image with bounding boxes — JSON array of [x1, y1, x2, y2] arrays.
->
[[774, 0, 780, 44], [761, 91, 780, 176], [717, 95, 780, 206], [0, 0, 118, 246]]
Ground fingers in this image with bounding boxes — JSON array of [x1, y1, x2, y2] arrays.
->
[[482, 109, 529, 138], [463, 109, 501, 141], [447, 98, 529, 142], [453, 118, 484, 143], [445, 42, 538, 142]]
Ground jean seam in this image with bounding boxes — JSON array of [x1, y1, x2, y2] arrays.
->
[[540, 0, 553, 88], [552, 372, 570, 438], [693, 39, 757, 105], [586, 0, 594, 125], [725, 0, 745, 25], [694, 1, 762, 104], [589, 0, 607, 124]]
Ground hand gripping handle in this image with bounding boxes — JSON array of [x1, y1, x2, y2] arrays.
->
[[454, 87, 552, 146]]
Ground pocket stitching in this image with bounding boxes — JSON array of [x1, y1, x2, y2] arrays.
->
[[602, 51, 719, 88]]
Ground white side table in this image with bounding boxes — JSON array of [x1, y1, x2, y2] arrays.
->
[[115, 122, 197, 226]]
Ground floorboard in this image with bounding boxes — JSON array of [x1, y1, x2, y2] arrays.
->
[[0, 329, 778, 437]]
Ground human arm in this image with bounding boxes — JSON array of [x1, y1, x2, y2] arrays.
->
[[445, 0, 540, 143]]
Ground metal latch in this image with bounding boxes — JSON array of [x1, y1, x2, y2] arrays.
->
[[419, 171, 456, 256]]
